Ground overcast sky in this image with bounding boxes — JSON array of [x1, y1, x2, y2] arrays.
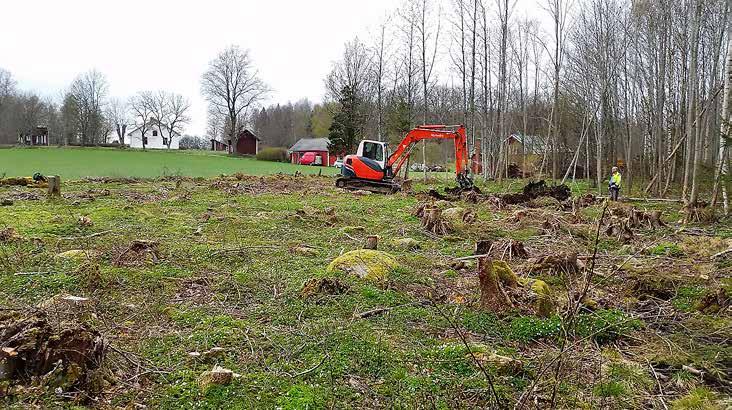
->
[[1, 0, 545, 136]]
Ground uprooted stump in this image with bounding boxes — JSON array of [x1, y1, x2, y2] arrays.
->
[[695, 287, 730, 314], [683, 202, 717, 224], [300, 277, 350, 299], [113, 240, 161, 266], [497, 239, 528, 260], [0, 227, 22, 243], [421, 206, 451, 235], [502, 180, 572, 205], [0, 311, 107, 395], [605, 216, 635, 243], [529, 252, 585, 274]]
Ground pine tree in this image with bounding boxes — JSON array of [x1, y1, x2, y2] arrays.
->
[[328, 85, 363, 154]]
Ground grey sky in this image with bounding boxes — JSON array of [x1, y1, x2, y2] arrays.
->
[[1, 0, 546, 136]]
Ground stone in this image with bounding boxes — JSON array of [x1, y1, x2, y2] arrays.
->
[[327, 249, 398, 282], [198, 365, 235, 390], [392, 238, 421, 250]]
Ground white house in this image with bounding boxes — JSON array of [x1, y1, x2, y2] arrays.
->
[[124, 124, 181, 149]]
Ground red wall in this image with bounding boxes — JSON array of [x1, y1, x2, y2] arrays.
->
[[236, 137, 257, 155]]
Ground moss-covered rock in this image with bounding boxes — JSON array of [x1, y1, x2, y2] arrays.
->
[[56, 249, 88, 260], [492, 261, 518, 288], [519, 277, 556, 317], [392, 238, 421, 250], [327, 249, 398, 282]]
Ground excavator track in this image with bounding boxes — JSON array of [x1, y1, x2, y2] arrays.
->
[[335, 177, 401, 194]]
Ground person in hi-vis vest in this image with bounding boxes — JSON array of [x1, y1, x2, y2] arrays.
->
[[609, 166, 622, 201]]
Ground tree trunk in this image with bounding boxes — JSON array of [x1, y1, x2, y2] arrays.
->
[[478, 257, 513, 312], [712, 23, 732, 213]]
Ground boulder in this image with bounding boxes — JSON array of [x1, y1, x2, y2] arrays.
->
[[198, 365, 235, 390], [520, 278, 555, 317], [57, 249, 88, 260], [392, 238, 421, 250], [327, 249, 398, 282], [293, 245, 319, 257], [492, 260, 519, 288], [441, 207, 465, 222]]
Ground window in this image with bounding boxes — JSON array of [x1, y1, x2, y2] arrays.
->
[[152, 130, 158, 136], [362, 142, 384, 162], [162, 137, 168, 146], [142, 136, 148, 145]]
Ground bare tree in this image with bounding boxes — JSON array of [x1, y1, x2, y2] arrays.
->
[[326, 38, 373, 103], [67, 69, 108, 146], [712, 21, 732, 213], [371, 17, 392, 141], [106, 97, 130, 145], [201, 46, 268, 154], [163, 93, 191, 148], [129, 91, 154, 150]]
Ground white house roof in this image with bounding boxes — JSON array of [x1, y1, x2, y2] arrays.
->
[[288, 138, 330, 153]]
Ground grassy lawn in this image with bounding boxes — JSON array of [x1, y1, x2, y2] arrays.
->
[[0, 147, 339, 179]]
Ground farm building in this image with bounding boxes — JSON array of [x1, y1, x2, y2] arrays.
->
[[504, 134, 545, 156], [126, 124, 181, 149], [225, 130, 259, 155], [288, 138, 337, 166], [18, 126, 49, 146], [210, 139, 229, 152]]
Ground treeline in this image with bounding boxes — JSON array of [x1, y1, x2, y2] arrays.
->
[[250, 100, 334, 148], [0, 68, 192, 148], [322, 0, 730, 202]]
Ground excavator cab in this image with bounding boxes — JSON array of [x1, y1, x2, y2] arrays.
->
[[358, 140, 388, 171]]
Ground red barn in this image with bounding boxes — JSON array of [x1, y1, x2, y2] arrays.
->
[[227, 129, 260, 155], [210, 139, 228, 152], [288, 138, 337, 166]]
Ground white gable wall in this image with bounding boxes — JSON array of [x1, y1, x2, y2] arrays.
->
[[126, 128, 180, 149]]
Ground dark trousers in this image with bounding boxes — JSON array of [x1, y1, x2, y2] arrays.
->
[[609, 187, 620, 201]]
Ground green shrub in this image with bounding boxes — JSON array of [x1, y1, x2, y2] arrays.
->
[[256, 147, 288, 162]]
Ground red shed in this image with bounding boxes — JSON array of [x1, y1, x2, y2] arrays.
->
[[288, 138, 337, 166], [227, 129, 260, 155], [210, 139, 229, 152]]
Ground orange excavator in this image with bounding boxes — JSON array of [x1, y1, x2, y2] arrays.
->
[[335, 124, 473, 193]]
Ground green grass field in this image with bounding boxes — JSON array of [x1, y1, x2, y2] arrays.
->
[[0, 147, 339, 179]]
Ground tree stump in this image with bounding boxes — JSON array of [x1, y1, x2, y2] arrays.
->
[[364, 235, 378, 250], [478, 256, 514, 312], [47, 176, 61, 197]]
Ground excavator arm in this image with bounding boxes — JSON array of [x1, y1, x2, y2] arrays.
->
[[387, 125, 472, 188]]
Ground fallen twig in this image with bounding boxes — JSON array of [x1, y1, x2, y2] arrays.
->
[[14, 271, 55, 276], [354, 301, 428, 319], [59, 230, 114, 240], [289, 354, 329, 378], [711, 248, 732, 260]]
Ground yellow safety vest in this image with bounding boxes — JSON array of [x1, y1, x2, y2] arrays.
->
[[610, 173, 622, 187]]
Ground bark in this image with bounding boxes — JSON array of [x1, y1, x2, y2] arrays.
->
[[712, 22, 732, 213], [478, 257, 513, 312]]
